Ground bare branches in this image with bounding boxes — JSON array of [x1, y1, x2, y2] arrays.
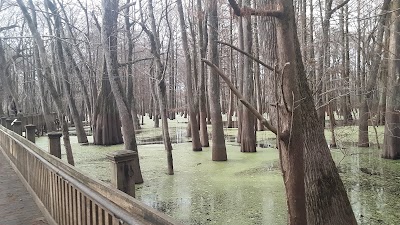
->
[[202, 58, 282, 137], [0, 25, 18, 33], [227, 0, 284, 18], [218, 41, 276, 72]]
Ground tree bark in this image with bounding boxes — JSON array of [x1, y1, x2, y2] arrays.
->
[[294, 17, 357, 225], [93, 59, 123, 145], [382, 0, 400, 159]]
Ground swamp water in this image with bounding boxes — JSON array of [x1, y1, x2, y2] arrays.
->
[[35, 125, 400, 225]]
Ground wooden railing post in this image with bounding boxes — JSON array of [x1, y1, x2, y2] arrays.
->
[[25, 124, 36, 143], [1, 117, 6, 127], [106, 150, 136, 197], [6, 118, 13, 130], [33, 115, 38, 127], [48, 132, 62, 158], [12, 120, 22, 135], [26, 115, 33, 124], [20, 115, 26, 129]]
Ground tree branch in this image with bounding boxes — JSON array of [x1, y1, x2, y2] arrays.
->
[[218, 41, 276, 72], [227, 0, 284, 17], [329, 0, 350, 17], [0, 25, 18, 33], [91, 11, 101, 32], [118, 57, 153, 67], [202, 58, 280, 136], [119, 2, 136, 11]]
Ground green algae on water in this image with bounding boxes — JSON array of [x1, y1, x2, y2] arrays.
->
[[35, 117, 400, 225]]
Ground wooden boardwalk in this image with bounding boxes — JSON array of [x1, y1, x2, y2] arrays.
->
[[0, 151, 48, 225]]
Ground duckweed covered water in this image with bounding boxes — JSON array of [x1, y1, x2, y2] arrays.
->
[[331, 147, 400, 225], [34, 117, 400, 225]]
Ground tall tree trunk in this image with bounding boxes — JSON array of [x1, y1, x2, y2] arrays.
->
[[382, 0, 400, 159], [93, 59, 123, 145], [35, 52, 55, 132], [177, 0, 202, 151], [236, 0, 244, 143], [47, 1, 88, 144], [294, 17, 357, 225], [240, 0, 256, 152], [208, 0, 227, 161], [150, 76, 160, 128], [227, 0, 356, 223], [358, 0, 390, 147], [143, 0, 174, 174], [28, 0, 54, 131], [197, 0, 209, 146], [227, 10, 235, 129], [379, 44, 389, 125], [0, 44, 20, 116], [228, 1, 307, 223], [124, 0, 141, 131], [169, 35, 176, 120], [17, 0, 74, 165], [339, 3, 352, 125], [274, 3, 306, 223], [344, 4, 352, 122], [59, 5, 93, 123], [102, 0, 143, 183], [253, 12, 263, 131]]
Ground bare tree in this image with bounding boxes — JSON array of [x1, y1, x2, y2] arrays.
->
[[177, 0, 202, 151], [16, 0, 75, 165], [102, 0, 143, 182], [140, 0, 174, 174]]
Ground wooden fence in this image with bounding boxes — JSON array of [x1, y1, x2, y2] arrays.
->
[[0, 126, 181, 225]]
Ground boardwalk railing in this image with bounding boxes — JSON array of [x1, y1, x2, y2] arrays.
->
[[0, 126, 181, 225]]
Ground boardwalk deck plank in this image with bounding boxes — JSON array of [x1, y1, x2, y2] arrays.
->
[[0, 152, 48, 225]]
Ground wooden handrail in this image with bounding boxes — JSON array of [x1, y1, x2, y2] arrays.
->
[[0, 126, 181, 225]]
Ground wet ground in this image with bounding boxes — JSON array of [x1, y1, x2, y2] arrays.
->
[[34, 116, 400, 225]]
